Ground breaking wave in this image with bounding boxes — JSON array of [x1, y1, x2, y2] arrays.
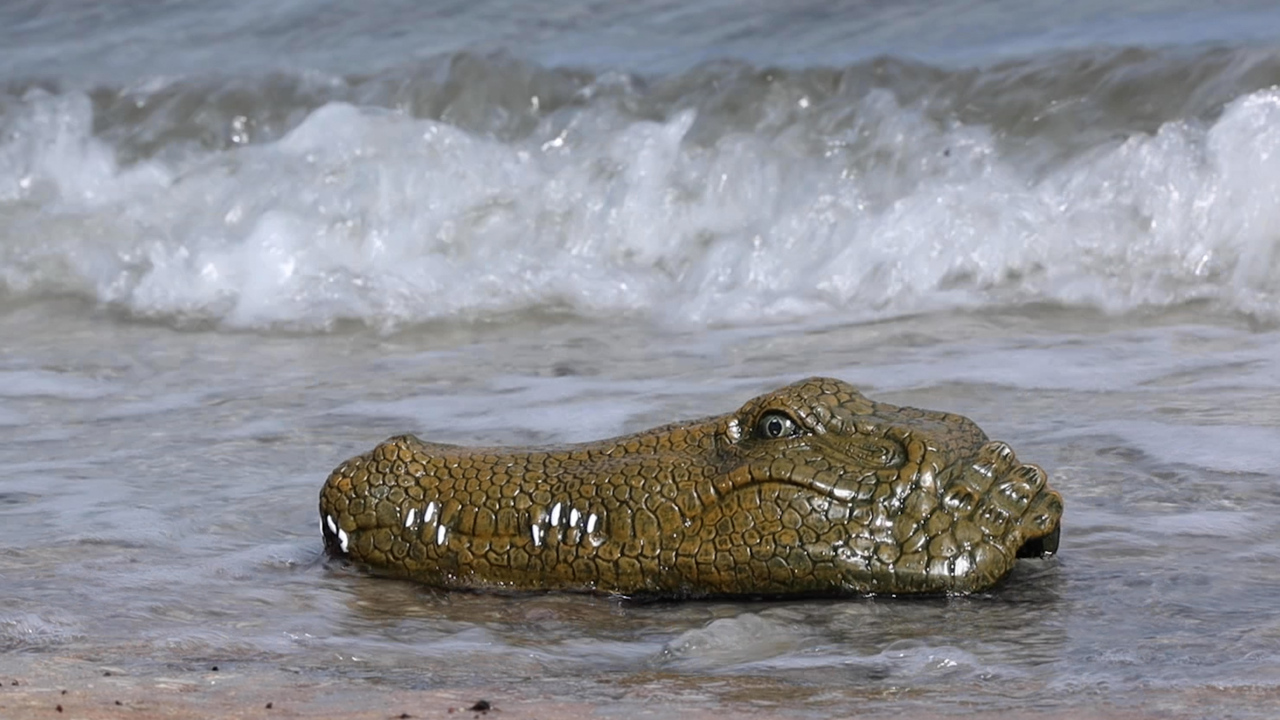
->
[[3, 49, 1280, 330]]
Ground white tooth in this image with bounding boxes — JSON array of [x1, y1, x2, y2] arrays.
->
[[436, 524, 447, 546], [425, 501, 437, 523], [550, 502, 562, 526], [586, 513, 599, 534], [569, 508, 581, 527], [404, 508, 416, 528], [326, 515, 337, 534], [337, 528, 349, 553], [532, 524, 543, 547]]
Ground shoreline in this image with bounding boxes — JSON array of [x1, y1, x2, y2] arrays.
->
[[5, 656, 1279, 720]]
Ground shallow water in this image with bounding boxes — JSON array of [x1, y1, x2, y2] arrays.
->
[[2, 304, 1279, 716], [4, 0, 1280, 716]]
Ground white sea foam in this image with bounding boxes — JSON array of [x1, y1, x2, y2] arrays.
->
[[3, 70, 1280, 330]]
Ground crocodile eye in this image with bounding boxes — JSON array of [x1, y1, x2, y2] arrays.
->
[[755, 411, 800, 439]]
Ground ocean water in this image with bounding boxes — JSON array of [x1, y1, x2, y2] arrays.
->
[[3, 1, 1280, 717]]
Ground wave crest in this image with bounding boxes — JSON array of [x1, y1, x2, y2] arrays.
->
[[2, 52, 1280, 330]]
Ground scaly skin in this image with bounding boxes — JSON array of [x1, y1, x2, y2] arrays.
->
[[319, 377, 1062, 597]]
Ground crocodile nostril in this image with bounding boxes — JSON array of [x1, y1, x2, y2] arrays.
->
[[1015, 523, 1060, 558]]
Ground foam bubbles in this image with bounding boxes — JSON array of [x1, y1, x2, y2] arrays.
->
[[0, 612, 83, 652], [4, 57, 1280, 330]]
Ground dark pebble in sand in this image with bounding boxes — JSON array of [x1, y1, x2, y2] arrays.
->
[[470, 699, 491, 712], [266, 701, 274, 709]]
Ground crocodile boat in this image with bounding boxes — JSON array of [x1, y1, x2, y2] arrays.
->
[[320, 377, 1063, 597]]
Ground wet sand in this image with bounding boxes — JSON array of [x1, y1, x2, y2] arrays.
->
[[5, 655, 1279, 720]]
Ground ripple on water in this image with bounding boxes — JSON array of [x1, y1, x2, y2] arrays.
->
[[0, 612, 84, 652], [159, 629, 267, 659], [0, 370, 115, 400], [660, 612, 818, 670]]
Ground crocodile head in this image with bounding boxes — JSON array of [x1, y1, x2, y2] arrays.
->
[[318, 376, 1061, 597], [708, 377, 1063, 595]]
